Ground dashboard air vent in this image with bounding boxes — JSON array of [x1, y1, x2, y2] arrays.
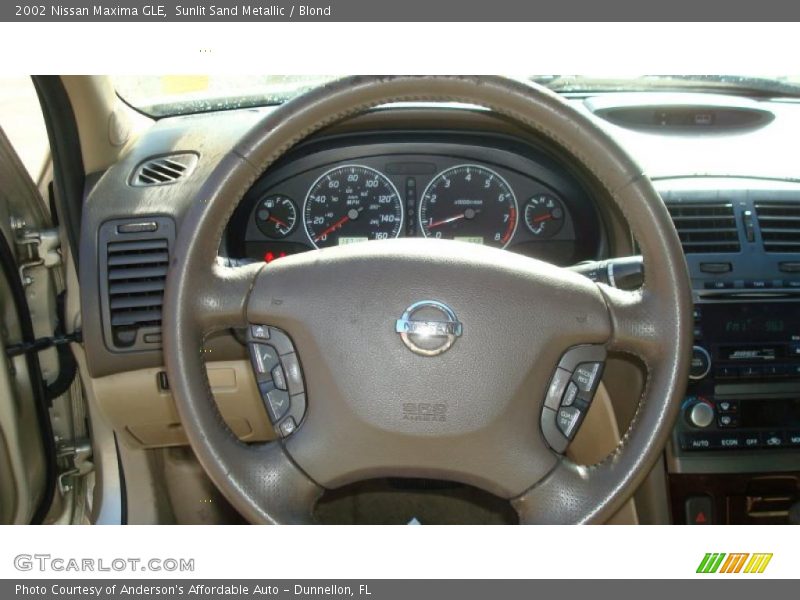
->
[[130, 153, 198, 187], [666, 202, 741, 254], [99, 217, 175, 351], [754, 202, 800, 252]]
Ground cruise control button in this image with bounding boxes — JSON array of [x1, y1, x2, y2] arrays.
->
[[281, 353, 305, 395], [556, 406, 582, 439], [265, 389, 290, 422], [271, 365, 288, 391], [249, 343, 280, 381], [561, 382, 579, 407], [572, 362, 603, 393], [544, 367, 571, 411]]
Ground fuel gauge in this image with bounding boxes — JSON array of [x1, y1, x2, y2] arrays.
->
[[255, 194, 297, 239], [524, 193, 565, 239]]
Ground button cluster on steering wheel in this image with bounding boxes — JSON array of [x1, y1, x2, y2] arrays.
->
[[540, 345, 607, 453], [247, 324, 307, 437]]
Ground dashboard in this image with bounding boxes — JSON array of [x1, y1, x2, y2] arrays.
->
[[224, 134, 604, 267], [77, 91, 800, 524]]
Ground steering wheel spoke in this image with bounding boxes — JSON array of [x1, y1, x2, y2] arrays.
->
[[190, 261, 263, 334], [220, 441, 323, 524], [601, 285, 666, 363]]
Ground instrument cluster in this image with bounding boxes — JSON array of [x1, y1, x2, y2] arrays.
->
[[225, 135, 603, 267]]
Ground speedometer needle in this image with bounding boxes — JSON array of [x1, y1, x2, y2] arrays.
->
[[314, 207, 363, 242]]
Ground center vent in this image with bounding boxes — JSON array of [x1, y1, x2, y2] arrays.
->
[[666, 202, 741, 254], [99, 218, 175, 351], [754, 202, 800, 252], [130, 152, 198, 187]]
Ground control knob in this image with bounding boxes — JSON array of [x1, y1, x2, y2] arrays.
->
[[686, 398, 715, 428]]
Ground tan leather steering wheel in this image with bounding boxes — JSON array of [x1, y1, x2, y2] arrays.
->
[[162, 75, 692, 524]]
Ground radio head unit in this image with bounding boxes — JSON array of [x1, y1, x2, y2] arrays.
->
[[677, 300, 800, 452]]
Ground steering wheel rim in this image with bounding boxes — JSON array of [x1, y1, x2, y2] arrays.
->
[[162, 75, 692, 524]]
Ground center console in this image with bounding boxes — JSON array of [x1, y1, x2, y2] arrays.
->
[[677, 300, 800, 454], [657, 179, 800, 524]]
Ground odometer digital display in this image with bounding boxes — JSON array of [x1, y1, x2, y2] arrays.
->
[[303, 165, 404, 249], [418, 165, 518, 249]]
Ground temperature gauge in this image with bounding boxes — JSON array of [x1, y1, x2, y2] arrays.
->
[[255, 194, 297, 239], [524, 193, 565, 238]]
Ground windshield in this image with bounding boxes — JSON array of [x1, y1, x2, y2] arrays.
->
[[114, 75, 800, 117]]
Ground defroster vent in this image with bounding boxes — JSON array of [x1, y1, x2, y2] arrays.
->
[[130, 153, 198, 186]]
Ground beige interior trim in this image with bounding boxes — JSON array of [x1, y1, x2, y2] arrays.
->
[[59, 76, 151, 174], [88, 359, 275, 449]]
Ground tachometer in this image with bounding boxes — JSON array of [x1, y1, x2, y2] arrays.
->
[[418, 164, 517, 249], [303, 165, 404, 249]]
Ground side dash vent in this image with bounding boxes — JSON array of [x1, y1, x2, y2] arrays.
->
[[99, 217, 175, 351], [755, 201, 800, 253], [666, 202, 741, 254]]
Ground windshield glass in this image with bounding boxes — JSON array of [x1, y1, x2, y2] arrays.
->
[[114, 75, 800, 117]]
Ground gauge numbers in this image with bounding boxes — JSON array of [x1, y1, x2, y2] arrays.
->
[[303, 165, 404, 249], [418, 165, 518, 249]]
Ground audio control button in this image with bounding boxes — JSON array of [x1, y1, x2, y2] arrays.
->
[[689, 346, 711, 380]]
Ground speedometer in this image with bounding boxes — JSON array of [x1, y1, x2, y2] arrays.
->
[[303, 165, 404, 249], [418, 165, 517, 249]]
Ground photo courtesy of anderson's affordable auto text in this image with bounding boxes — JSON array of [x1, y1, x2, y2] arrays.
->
[[0, 0, 798, 596]]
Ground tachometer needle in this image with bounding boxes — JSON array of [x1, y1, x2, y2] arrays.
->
[[427, 213, 467, 229]]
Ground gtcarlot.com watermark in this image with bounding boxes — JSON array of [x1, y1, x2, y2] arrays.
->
[[14, 554, 195, 573]]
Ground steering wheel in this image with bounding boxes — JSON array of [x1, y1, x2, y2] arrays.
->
[[162, 75, 692, 524]]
